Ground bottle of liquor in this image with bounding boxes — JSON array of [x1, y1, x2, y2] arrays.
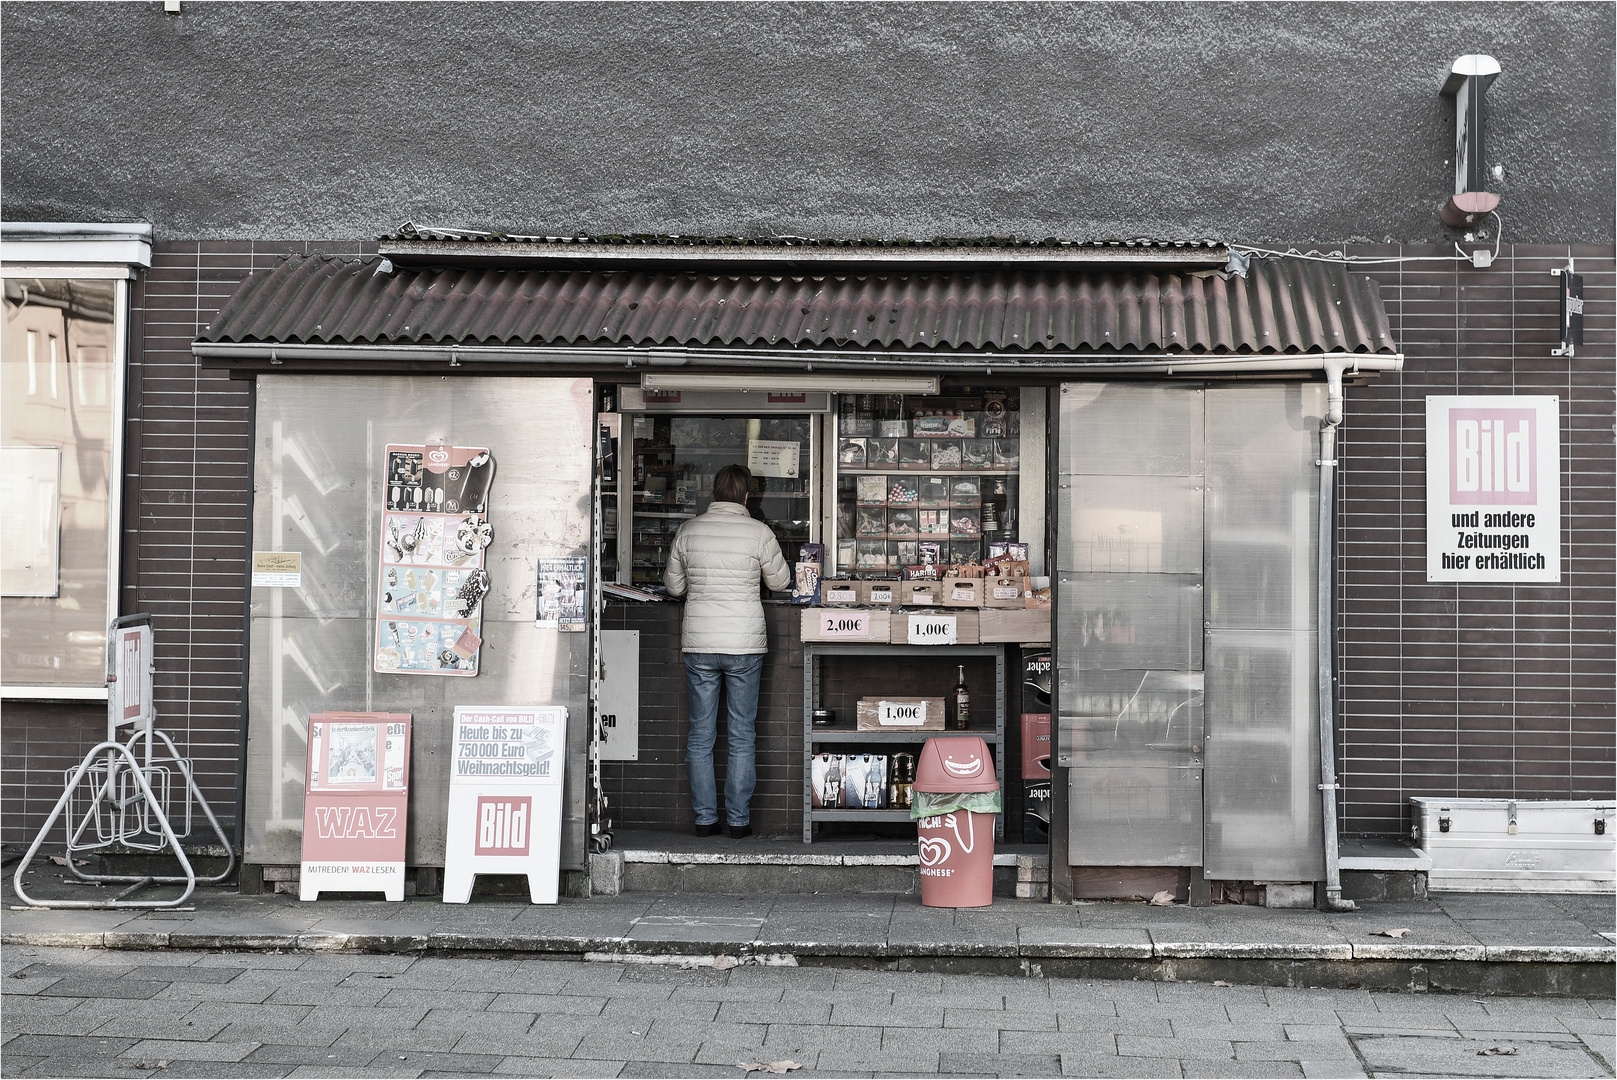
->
[[953, 664, 971, 730]]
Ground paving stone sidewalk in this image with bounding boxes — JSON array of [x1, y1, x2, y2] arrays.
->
[[4, 873, 1612, 981], [3, 944, 1613, 1079]]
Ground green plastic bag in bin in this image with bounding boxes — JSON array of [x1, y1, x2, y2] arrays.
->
[[909, 789, 1003, 820]]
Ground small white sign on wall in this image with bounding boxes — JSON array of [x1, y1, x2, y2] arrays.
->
[[443, 705, 567, 904], [1426, 396, 1560, 583]]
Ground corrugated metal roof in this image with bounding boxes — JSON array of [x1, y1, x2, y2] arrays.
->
[[198, 255, 1396, 355], [383, 221, 1226, 253]]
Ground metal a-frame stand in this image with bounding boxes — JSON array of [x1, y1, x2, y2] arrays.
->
[[12, 615, 236, 908]]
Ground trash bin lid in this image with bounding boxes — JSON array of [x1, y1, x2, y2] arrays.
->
[[912, 736, 999, 793]]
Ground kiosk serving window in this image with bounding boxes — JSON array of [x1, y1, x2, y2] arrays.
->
[[612, 388, 824, 590]]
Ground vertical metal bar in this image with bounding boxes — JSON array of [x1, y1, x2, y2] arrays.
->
[[1047, 388, 1072, 903], [232, 377, 257, 853]]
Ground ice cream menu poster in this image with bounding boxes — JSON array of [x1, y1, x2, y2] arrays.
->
[[375, 442, 496, 677]]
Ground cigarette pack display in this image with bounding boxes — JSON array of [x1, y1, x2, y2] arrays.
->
[[930, 440, 963, 470], [857, 507, 887, 538], [995, 440, 1021, 467], [918, 509, 950, 536], [962, 439, 994, 468], [888, 508, 918, 537], [919, 476, 950, 507], [856, 474, 887, 505], [856, 697, 947, 731], [867, 437, 900, 466], [844, 754, 889, 808], [950, 477, 981, 506], [855, 539, 889, 570], [887, 476, 919, 505], [898, 439, 930, 469], [838, 438, 867, 467], [820, 579, 859, 605], [811, 754, 848, 808], [949, 509, 982, 538]]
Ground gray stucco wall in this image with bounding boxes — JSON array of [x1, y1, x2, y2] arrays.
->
[[2, 2, 1612, 243]]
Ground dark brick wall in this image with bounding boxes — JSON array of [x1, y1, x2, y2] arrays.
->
[[1336, 243, 1616, 837], [1, 241, 372, 846]]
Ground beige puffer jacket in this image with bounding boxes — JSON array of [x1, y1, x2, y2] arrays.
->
[[663, 501, 792, 654]]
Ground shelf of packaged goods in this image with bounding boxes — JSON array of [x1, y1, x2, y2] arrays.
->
[[839, 468, 1018, 476], [810, 729, 1001, 744]]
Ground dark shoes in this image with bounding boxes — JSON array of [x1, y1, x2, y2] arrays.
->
[[693, 822, 721, 837], [727, 824, 752, 840], [695, 822, 752, 839]]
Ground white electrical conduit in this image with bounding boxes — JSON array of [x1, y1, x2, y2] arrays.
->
[[1317, 359, 1358, 911]]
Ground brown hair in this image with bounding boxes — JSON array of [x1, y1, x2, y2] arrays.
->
[[713, 464, 753, 505]]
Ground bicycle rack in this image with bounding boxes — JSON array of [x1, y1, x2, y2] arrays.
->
[[12, 614, 236, 909]]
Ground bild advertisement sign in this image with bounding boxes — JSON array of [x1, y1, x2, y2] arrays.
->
[[443, 705, 568, 904], [1425, 396, 1560, 582]]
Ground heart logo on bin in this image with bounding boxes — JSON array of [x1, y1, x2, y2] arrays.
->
[[918, 836, 951, 867]]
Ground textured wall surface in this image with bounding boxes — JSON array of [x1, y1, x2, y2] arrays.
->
[[1337, 243, 1615, 835], [2, 2, 1612, 244]]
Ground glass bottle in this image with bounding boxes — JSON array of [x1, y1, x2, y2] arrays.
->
[[953, 664, 970, 730]]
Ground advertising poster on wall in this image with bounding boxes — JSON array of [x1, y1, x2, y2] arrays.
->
[[300, 712, 411, 901], [535, 556, 587, 631], [375, 442, 496, 675], [1426, 396, 1560, 583], [442, 705, 568, 904]]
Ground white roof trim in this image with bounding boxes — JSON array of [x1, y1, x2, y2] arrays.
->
[[1, 222, 153, 268]]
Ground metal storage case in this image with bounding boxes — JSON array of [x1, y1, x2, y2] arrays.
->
[[1410, 796, 1615, 893]]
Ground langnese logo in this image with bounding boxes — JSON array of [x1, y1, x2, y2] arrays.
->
[[475, 796, 530, 855], [1450, 408, 1535, 506]]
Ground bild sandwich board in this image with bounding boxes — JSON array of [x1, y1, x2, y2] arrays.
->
[[300, 712, 411, 901], [443, 705, 568, 905]]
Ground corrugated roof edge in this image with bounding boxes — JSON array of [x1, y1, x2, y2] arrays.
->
[[379, 222, 1229, 266]]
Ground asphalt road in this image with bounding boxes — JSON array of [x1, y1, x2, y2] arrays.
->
[[2, 946, 1612, 1079]]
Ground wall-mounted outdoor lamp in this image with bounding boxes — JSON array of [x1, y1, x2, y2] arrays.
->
[[1439, 54, 1501, 227]]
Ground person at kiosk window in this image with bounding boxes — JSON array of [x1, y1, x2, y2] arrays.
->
[[663, 464, 791, 839]]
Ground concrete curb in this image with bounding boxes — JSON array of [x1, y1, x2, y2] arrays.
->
[[6, 928, 1611, 966]]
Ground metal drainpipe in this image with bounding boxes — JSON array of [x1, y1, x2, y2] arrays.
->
[[1318, 360, 1357, 911]]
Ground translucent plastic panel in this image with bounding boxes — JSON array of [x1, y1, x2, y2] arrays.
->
[[1057, 669, 1204, 766], [1068, 764, 1204, 866], [1057, 572, 1203, 672], [1059, 383, 1204, 477], [1057, 475, 1204, 574], [1203, 628, 1323, 881], [1205, 383, 1322, 630], [247, 375, 594, 870]]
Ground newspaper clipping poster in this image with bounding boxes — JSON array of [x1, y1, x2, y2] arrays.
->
[[536, 556, 587, 631]]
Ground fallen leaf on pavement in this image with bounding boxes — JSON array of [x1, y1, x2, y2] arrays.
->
[[46, 856, 87, 867], [712, 955, 739, 970], [1372, 928, 1412, 938], [1478, 1046, 1517, 1056], [1148, 890, 1176, 906], [1213, 980, 1234, 987], [737, 1062, 802, 1074]]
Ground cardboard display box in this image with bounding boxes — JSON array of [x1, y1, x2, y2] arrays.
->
[[800, 607, 893, 642], [979, 607, 1051, 643], [983, 576, 1026, 609], [856, 696, 947, 731], [941, 578, 982, 608], [820, 579, 860, 605], [891, 608, 980, 645]]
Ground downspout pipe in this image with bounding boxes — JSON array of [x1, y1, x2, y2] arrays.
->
[[1318, 359, 1357, 911]]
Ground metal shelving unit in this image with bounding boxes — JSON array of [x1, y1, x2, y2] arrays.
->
[[802, 642, 1006, 843]]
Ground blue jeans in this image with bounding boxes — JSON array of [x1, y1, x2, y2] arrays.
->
[[683, 652, 764, 827]]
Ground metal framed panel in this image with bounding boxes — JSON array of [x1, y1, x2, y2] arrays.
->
[[1202, 628, 1323, 881], [1057, 572, 1204, 672], [1059, 383, 1204, 477], [246, 375, 594, 870], [1057, 669, 1204, 766], [1068, 763, 1203, 866], [1057, 475, 1204, 574]]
